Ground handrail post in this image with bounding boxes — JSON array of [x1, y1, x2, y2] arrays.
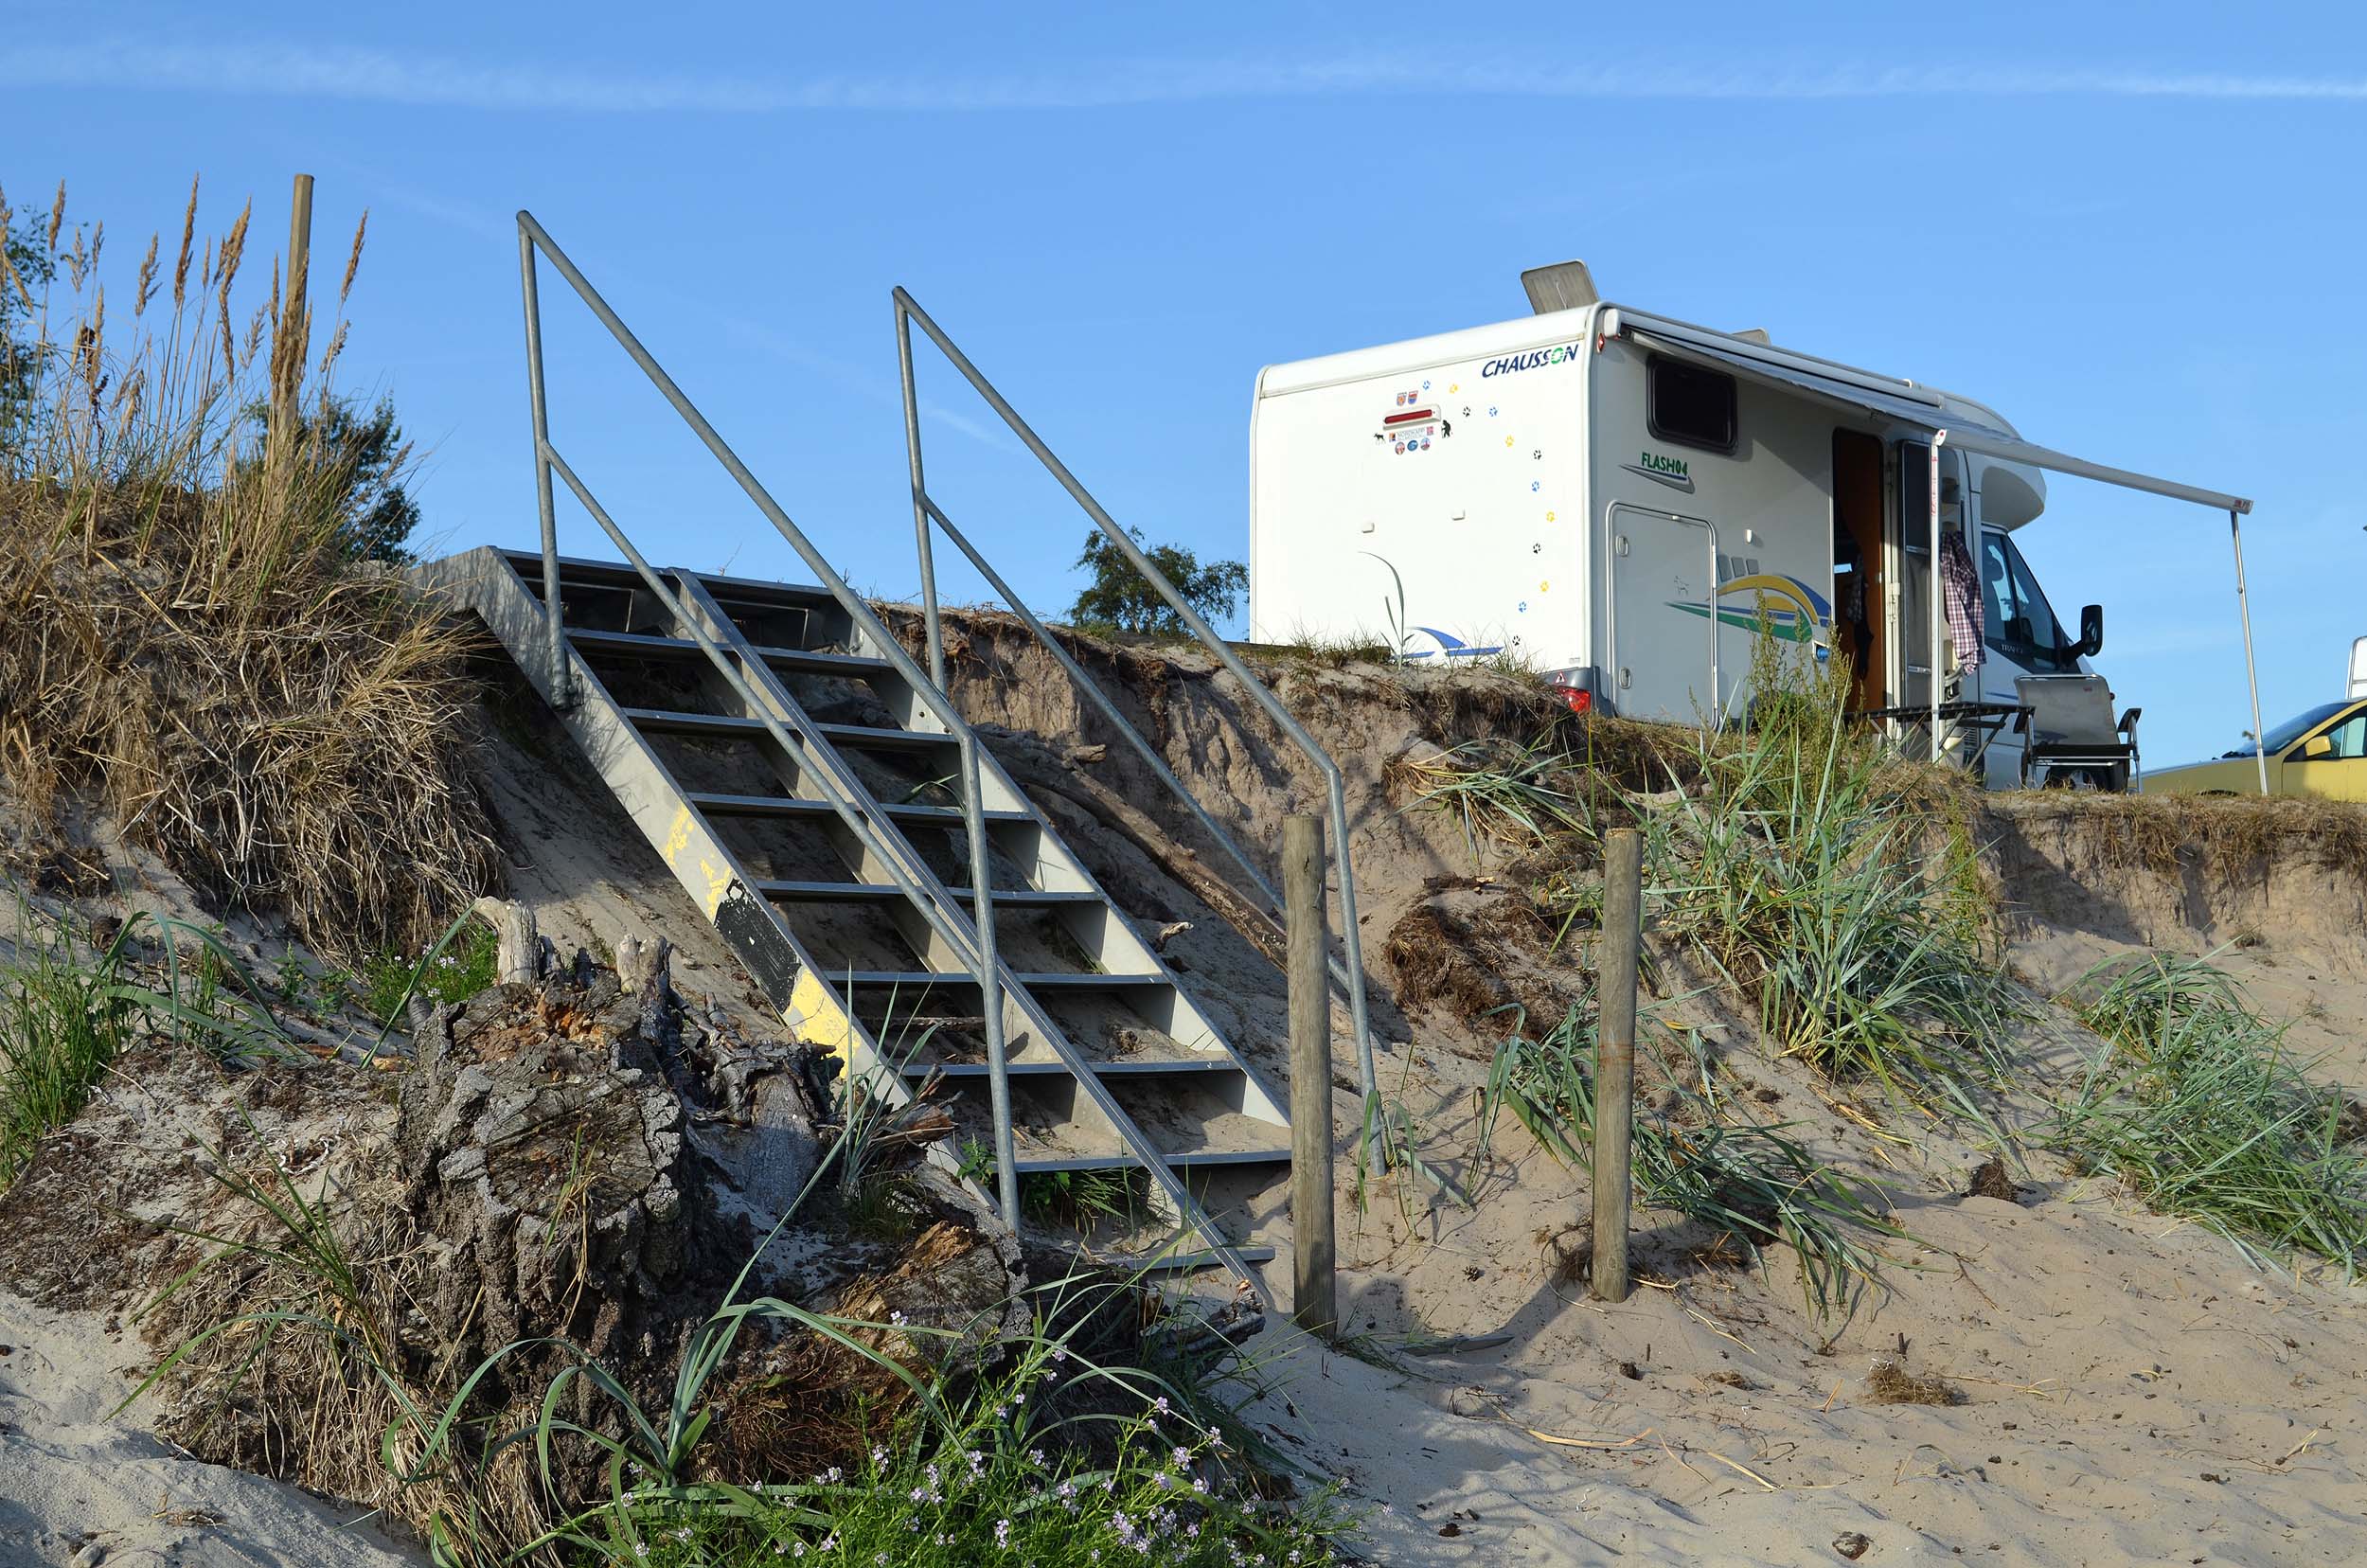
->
[[958, 732, 1021, 1223], [518, 221, 571, 709], [897, 299, 949, 694]]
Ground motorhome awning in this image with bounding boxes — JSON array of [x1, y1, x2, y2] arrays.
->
[[1618, 319, 2252, 514], [1607, 310, 2269, 793]]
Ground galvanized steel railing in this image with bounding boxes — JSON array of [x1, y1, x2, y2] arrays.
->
[[891, 288, 1384, 1125], [515, 212, 1024, 1225]]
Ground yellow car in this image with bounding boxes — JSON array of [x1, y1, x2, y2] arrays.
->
[[2144, 698, 2367, 800]]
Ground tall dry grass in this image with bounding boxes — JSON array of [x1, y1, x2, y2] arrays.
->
[[0, 178, 497, 956]]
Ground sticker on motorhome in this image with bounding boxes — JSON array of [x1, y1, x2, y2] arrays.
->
[[1668, 573, 1831, 643], [1402, 627, 1506, 660], [1623, 451, 1695, 493], [1480, 342, 1583, 378]]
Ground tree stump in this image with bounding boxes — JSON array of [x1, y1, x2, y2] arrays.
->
[[396, 957, 704, 1366]]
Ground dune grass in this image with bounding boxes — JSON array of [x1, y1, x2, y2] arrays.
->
[[1, 900, 292, 1187], [2054, 953, 2367, 1277], [136, 1039, 1347, 1566], [0, 179, 497, 959], [1480, 1006, 1906, 1317], [1642, 651, 2015, 1101]]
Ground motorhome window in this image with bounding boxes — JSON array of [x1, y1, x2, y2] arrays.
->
[[1979, 530, 2078, 673], [1646, 355, 1737, 454]]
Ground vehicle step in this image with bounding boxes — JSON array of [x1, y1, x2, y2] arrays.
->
[[687, 792, 1032, 827], [756, 880, 1102, 908], [622, 707, 956, 751], [568, 627, 890, 678]]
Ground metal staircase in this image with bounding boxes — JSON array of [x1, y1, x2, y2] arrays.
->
[[420, 211, 1382, 1300], [419, 538, 1290, 1286]]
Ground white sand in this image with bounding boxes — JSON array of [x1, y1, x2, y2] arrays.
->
[[0, 1294, 425, 1567]]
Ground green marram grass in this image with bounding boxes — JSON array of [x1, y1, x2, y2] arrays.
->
[[1645, 633, 2018, 1103], [1480, 1006, 1907, 1317], [140, 1049, 1351, 1566], [2054, 953, 2367, 1277], [2, 900, 294, 1187]]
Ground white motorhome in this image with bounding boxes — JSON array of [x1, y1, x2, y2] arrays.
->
[[1248, 265, 2142, 789]]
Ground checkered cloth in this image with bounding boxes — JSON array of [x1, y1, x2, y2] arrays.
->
[[1939, 531, 1984, 671]]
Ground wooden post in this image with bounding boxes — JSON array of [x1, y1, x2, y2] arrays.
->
[[1592, 826, 1644, 1304], [1284, 813, 1337, 1336], [273, 172, 315, 446]]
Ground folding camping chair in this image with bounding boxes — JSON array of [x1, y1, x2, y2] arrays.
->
[[2015, 674, 2141, 792]]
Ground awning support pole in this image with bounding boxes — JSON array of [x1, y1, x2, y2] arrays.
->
[[1931, 432, 1947, 759], [2230, 508, 2269, 796]]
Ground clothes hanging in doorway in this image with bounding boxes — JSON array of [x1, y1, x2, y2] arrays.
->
[[1939, 530, 1984, 671]]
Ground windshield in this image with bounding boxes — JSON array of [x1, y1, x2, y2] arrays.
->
[[2231, 701, 2351, 757], [1976, 530, 2079, 674]]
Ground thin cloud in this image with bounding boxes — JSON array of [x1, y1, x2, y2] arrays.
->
[[7, 39, 2365, 113]]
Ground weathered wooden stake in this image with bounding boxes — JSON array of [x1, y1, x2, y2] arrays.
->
[[1284, 813, 1337, 1336], [273, 172, 315, 445], [1592, 826, 1644, 1304]]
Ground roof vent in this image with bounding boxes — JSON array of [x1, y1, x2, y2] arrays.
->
[[1521, 260, 1598, 315], [1734, 328, 1771, 345]]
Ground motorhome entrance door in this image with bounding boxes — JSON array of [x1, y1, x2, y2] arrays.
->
[[1889, 441, 1960, 754], [1608, 502, 1721, 723]]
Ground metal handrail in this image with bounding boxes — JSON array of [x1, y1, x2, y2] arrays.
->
[[891, 287, 1383, 1121], [919, 495, 1366, 1005], [516, 211, 1022, 1225]]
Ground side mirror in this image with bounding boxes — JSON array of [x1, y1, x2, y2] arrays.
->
[[2305, 734, 2335, 760], [2078, 603, 2105, 658]]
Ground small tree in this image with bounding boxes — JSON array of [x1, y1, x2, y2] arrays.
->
[[0, 212, 57, 445], [1067, 526, 1248, 637], [236, 392, 422, 562]]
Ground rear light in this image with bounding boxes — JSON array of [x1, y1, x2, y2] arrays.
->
[[1382, 407, 1438, 427], [1553, 684, 1593, 715]]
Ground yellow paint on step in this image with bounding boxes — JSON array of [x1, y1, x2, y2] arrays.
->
[[696, 856, 732, 918], [787, 967, 853, 1061]]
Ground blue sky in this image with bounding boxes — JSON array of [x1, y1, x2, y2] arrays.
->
[[9, 2, 2363, 767]]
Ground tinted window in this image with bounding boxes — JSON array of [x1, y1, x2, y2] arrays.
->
[[1647, 355, 1736, 453], [1980, 530, 2077, 673]]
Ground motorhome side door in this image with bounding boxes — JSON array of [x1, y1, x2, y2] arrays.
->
[[1608, 501, 1722, 722]]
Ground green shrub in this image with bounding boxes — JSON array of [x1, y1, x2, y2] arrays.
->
[[2054, 953, 2367, 1276], [1481, 1007, 1906, 1317]]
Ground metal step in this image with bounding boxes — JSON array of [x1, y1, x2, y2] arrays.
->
[[569, 627, 891, 679], [687, 792, 1032, 827], [907, 1058, 1244, 1080], [502, 548, 837, 612], [1012, 1147, 1290, 1173], [623, 706, 957, 753], [756, 880, 1101, 908], [834, 968, 1167, 994]]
